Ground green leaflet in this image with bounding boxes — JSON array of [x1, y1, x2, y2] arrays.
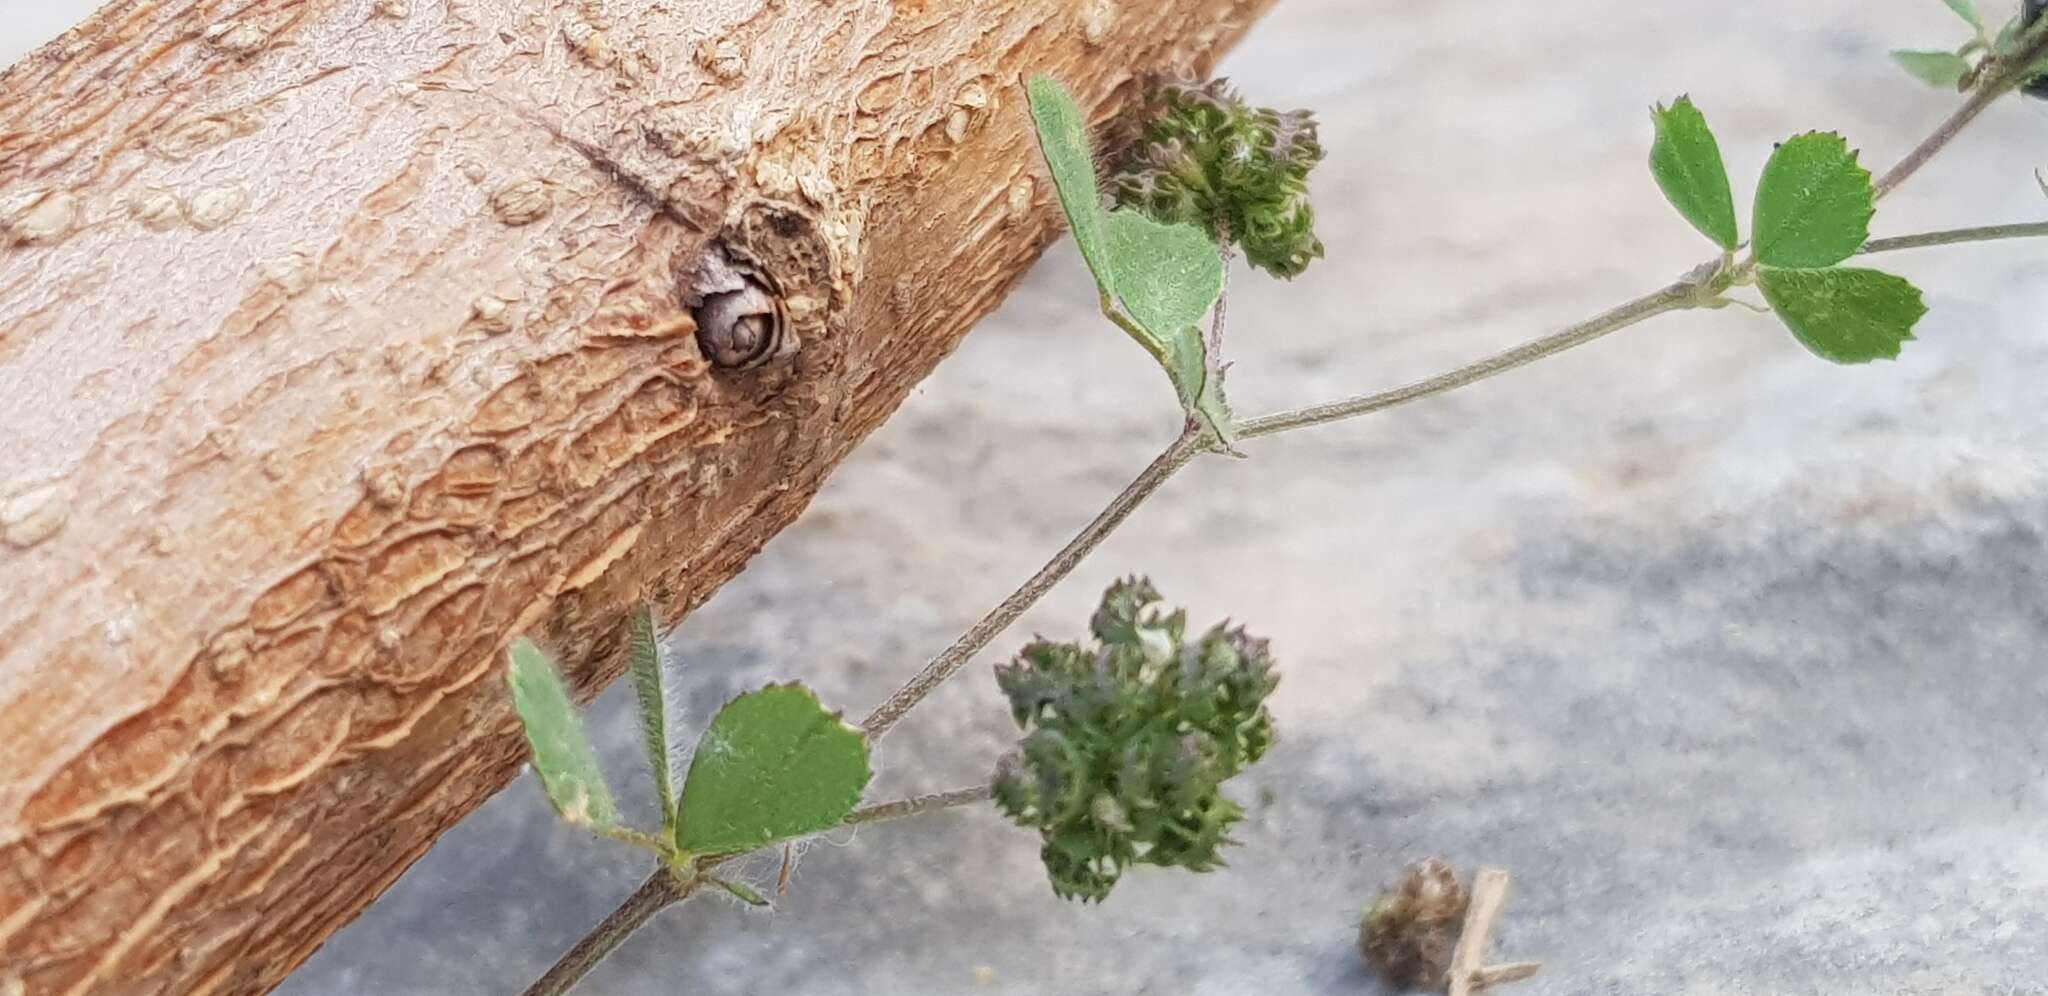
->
[[1648, 96, 1739, 250], [626, 604, 679, 826], [1106, 209, 1231, 443], [1026, 74, 1231, 445], [1106, 209, 1226, 345], [1891, 50, 1971, 88], [1026, 74, 1115, 294], [1942, 0, 1985, 33], [674, 684, 872, 855], [1757, 266, 1927, 364], [1751, 132, 1875, 269], [506, 639, 620, 829]]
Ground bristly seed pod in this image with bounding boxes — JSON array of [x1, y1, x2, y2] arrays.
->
[[1109, 78, 1327, 279], [991, 577, 1280, 902], [1359, 857, 1470, 991]]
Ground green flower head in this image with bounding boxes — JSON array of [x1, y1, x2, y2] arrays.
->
[[1111, 79, 1327, 278], [992, 577, 1280, 901]]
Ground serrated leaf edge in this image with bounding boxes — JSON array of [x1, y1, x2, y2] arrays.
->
[[1755, 264, 1927, 364], [1751, 131, 1875, 269], [1649, 95, 1740, 250]]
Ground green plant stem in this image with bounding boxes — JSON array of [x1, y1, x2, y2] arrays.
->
[[1236, 281, 1698, 441], [845, 785, 994, 826], [1874, 78, 2008, 201], [539, 59, 2043, 993], [1877, 18, 2048, 200], [865, 54, 2039, 737], [593, 824, 672, 855], [1210, 239, 1234, 360], [522, 870, 687, 996], [857, 278, 1698, 739], [1860, 220, 2048, 254], [860, 426, 1206, 740]]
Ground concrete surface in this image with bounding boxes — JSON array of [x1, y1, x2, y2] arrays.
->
[[14, 0, 2048, 993]]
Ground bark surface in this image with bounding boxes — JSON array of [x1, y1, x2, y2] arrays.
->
[[0, 0, 1270, 991]]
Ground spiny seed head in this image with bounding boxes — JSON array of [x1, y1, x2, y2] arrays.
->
[[1110, 78, 1327, 278], [992, 576, 1280, 902], [1359, 858, 1470, 990]]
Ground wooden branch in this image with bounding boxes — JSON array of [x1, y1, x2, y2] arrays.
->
[[0, 0, 1273, 991], [1472, 962, 1543, 988], [1448, 867, 1541, 996]]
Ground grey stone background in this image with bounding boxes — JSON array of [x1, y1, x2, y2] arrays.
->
[[13, 1, 2048, 993]]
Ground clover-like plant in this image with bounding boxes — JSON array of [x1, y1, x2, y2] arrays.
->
[[507, 607, 872, 914], [1890, 0, 2048, 91], [992, 578, 1278, 901], [1648, 97, 1926, 362], [505, 7, 2048, 990]]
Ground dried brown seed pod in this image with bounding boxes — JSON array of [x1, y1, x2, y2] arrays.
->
[[1359, 857, 1469, 991]]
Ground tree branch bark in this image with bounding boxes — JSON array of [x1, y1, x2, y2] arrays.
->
[[0, 0, 1273, 991]]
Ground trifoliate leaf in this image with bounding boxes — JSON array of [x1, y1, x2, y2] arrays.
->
[[1757, 265, 1926, 363], [1752, 132, 1875, 268], [626, 605, 680, 826], [1026, 74, 1230, 445], [1648, 96, 1740, 250], [1891, 50, 1971, 88], [507, 639, 619, 829], [675, 683, 871, 855], [1942, 0, 1985, 33]]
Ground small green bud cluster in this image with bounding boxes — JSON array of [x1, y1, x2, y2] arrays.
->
[[1110, 79, 1326, 278], [992, 577, 1279, 902]]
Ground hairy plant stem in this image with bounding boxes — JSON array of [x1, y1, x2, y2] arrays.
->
[[1875, 81, 2009, 201], [1860, 220, 2048, 254], [1237, 281, 1697, 440], [859, 77, 2036, 739], [846, 785, 994, 826], [1210, 237, 1234, 361], [522, 870, 687, 996], [543, 56, 2038, 991], [1877, 18, 2048, 200], [1212, 216, 2048, 443], [860, 427, 1206, 739]]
